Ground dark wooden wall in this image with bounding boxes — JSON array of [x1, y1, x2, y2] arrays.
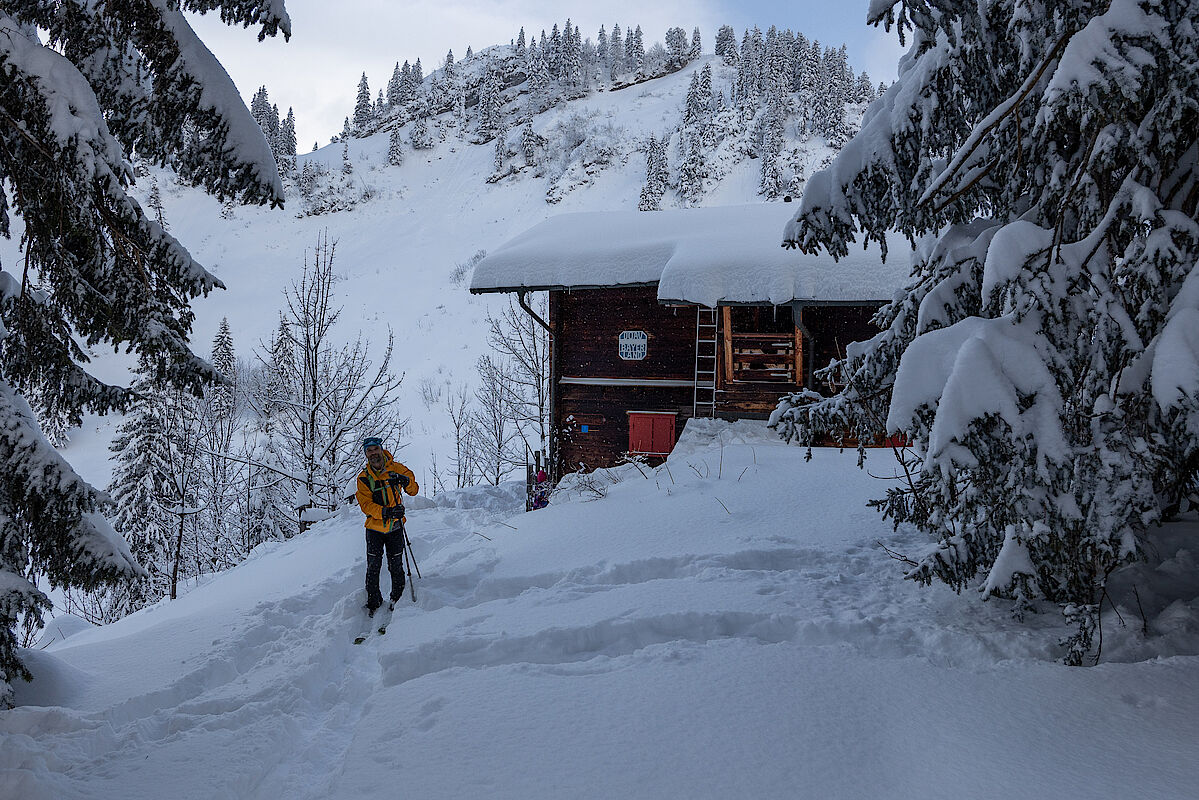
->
[[556, 384, 694, 473], [554, 287, 695, 380], [551, 287, 696, 474], [799, 304, 885, 393]]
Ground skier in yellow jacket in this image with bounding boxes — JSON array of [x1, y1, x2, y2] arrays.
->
[[356, 437, 419, 614]]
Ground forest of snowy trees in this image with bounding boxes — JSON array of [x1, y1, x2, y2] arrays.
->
[[283, 20, 879, 214], [2, 0, 1194, 708]]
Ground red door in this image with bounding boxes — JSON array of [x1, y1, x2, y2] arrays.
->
[[628, 412, 676, 456]]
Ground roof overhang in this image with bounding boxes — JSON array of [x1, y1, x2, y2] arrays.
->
[[468, 281, 659, 295], [474, 283, 890, 307]]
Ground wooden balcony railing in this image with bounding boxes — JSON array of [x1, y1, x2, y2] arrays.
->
[[726, 331, 801, 384]]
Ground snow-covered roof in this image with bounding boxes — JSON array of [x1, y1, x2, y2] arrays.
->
[[470, 204, 912, 306]]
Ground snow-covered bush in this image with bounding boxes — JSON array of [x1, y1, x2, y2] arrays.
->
[[544, 112, 627, 203]]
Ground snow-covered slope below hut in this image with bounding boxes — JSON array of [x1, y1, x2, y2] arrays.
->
[[5, 421, 1198, 799]]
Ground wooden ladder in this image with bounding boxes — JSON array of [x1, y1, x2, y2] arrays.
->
[[693, 306, 719, 418]]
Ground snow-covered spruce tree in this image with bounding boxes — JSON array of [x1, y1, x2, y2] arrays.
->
[[596, 26, 608, 72], [638, 134, 668, 211], [411, 112, 434, 150], [547, 24, 562, 76], [854, 71, 876, 104], [628, 25, 645, 74], [106, 370, 175, 618], [683, 67, 713, 127], [0, 1, 287, 705], [477, 64, 504, 141], [251, 86, 280, 158], [493, 124, 508, 173], [148, 177, 169, 232], [678, 132, 705, 206], [558, 20, 580, 87], [665, 26, 690, 70], [521, 123, 544, 167], [814, 45, 850, 145], [387, 62, 403, 106], [353, 72, 373, 132], [243, 317, 298, 543], [387, 129, 406, 167], [715, 24, 738, 64], [758, 97, 786, 199], [199, 319, 239, 570], [27, 376, 74, 448], [279, 108, 298, 174], [529, 46, 552, 109], [609, 24, 625, 80], [773, 0, 1199, 664]]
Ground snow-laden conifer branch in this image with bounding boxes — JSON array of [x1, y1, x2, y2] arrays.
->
[[774, 0, 1199, 662], [0, 0, 290, 705]]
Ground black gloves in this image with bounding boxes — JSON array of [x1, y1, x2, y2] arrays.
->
[[381, 505, 404, 521], [386, 472, 410, 489]]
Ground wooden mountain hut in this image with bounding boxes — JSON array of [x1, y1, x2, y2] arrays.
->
[[469, 203, 910, 478]]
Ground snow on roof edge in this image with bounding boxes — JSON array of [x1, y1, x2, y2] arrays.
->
[[470, 204, 911, 305]]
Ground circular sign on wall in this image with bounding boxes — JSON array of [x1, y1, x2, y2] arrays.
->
[[618, 330, 648, 360]]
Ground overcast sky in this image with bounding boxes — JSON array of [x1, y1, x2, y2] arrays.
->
[[188, 1, 907, 149]]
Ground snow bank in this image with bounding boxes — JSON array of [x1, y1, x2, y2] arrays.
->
[[471, 204, 912, 306]]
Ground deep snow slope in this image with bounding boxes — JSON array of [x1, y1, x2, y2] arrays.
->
[[4, 421, 1197, 799]]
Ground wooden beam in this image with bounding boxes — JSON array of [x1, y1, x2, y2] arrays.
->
[[721, 306, 734, 386], [794, 320, 803, 386]]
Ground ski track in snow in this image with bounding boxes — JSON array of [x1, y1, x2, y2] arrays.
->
[[5, 422, 1199, 799]]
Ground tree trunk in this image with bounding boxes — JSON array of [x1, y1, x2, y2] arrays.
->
[[170, 513, 185, 600]]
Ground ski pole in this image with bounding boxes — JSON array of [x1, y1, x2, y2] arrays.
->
[[401, 523, 422, 579], [387, 476, 420, 601]]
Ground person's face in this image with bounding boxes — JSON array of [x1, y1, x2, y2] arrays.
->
[[365, 444, 385, 469]]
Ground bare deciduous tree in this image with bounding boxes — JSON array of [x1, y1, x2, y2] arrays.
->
[[253, 233, 407, 529], [472, 355, 521, 485], [442, 381, 479, 490], [484, 294, 550, 458]]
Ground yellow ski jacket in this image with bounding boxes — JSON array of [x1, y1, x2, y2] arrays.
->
[[356, 451, 419, 532]]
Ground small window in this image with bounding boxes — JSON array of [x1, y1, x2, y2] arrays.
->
[[628, 412, 676, 457]]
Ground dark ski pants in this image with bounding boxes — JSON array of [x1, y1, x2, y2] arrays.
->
[[365, 526, 406, 609]]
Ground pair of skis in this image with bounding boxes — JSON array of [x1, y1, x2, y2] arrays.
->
[[354, 497, 422, 646], [353, 602, 395, 645]]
